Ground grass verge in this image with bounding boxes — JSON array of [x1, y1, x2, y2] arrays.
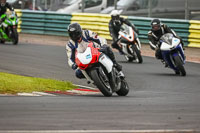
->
[[0, 72, 77, 94]]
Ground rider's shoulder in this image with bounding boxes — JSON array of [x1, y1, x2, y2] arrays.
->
[[67, 40, 75, 47], [82, 29, 90, 37], [84, 30, 97, 37], [120, 17, 126, 21], [148, 30, 153, 35], [161, 23, 167, 28]]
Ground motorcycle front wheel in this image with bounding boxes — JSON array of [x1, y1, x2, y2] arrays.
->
[[90, 68, 113, 97], [132, 44, 143, 63], [174, 56, 186, 76], [12, 28, 18, 45]]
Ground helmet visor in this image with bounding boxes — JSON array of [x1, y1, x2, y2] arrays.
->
[[152, 24, 160, 31], [112, 15, 119, 21], [69, 31, 82, 42]]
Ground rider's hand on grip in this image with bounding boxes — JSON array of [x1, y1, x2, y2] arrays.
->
[[98, 44, 108, 53], [135, 29, 139, 34], [72, 63, 78, 70]]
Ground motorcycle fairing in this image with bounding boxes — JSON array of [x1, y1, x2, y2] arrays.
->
[[77, 47, 93, 65], [119, 24, 134, 42], [160, 37, 180, 51], [161, 44, 185, 71], [99, 54, 113, 73]]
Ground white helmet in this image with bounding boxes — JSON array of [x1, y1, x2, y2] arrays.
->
[[111, 10, 120, 17], [111, 10, 121, 26]]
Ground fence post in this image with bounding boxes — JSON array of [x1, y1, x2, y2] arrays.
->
[[114, 0, 117, 10], [148, 0, 152, 17], [32, 0, 36, 10], [185, 0, 189, 20], [81, 0, 85, 13]]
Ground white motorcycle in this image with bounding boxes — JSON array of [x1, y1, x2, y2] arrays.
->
[[75, 42, 129, 97], [160, 33, 186, 76], [118, 24, 143, 63]]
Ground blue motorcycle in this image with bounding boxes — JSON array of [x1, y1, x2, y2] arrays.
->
[[160, 33, 186, 76]]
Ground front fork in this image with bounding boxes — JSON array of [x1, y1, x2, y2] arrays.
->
[[81, 69, 94, 84], [136, 37, 142, 50]]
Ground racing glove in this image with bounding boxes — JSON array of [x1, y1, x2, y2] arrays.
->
[[72, 63, 78, 70]]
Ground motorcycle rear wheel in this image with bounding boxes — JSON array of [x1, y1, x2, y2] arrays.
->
[[90, 68, 113, 97], [174, 56, 186, 76]]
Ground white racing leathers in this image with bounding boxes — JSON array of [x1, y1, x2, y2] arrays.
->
[[66, 30, 107, 68]]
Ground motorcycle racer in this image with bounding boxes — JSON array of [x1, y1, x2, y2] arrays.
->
[[109, 10, 139, 54], [148, 19, 185, 60], [66, 23, 124, 79]]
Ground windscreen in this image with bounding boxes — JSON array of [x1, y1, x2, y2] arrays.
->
[[160, 33, 174, 45], [120, 24, 130, 35]]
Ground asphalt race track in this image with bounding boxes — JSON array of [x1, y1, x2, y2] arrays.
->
[[0, 42, 200, 130]]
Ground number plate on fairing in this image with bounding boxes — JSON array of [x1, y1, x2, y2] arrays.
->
[[77, 47, 92, 64]]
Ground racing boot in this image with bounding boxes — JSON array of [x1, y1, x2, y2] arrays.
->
[[161, 59, 168, 68], [113, 60, 122, 71], [113, 60, 125, 78], [118, 47, 125, 55]]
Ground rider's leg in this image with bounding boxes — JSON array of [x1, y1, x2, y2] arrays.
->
[[155, 48, 168, 67], [111, 41, 124, 55]]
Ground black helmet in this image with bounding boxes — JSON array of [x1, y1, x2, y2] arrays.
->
[[111, 10, 121, 26], [151, 19, 161, 31], [1, 0, 6, 6], [68, 23, 82, 42]]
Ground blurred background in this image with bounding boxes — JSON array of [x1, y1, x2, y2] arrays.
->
[[8, 0, 200, 20]]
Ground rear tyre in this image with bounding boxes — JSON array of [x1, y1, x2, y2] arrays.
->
[[12, 28, 18, 45], [116, 79, 129, 96], [132, 45, 143, 63], [174, 56, 186, 76], [90, 68, 112, 97]]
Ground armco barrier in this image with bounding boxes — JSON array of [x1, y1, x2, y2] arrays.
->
[[14, 9, 22, 33], [16, 10, 200, 48], [20, 10, 71, 36], [71, 13, 118, 40], [188, 20, 200, 48]]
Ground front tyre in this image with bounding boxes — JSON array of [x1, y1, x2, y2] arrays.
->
[[90, 68, 113, 97], [116, 79, 129, 96], [12, 28, 18, 45], [174, 56, 186, 76], [132, 44, 143, 63]]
